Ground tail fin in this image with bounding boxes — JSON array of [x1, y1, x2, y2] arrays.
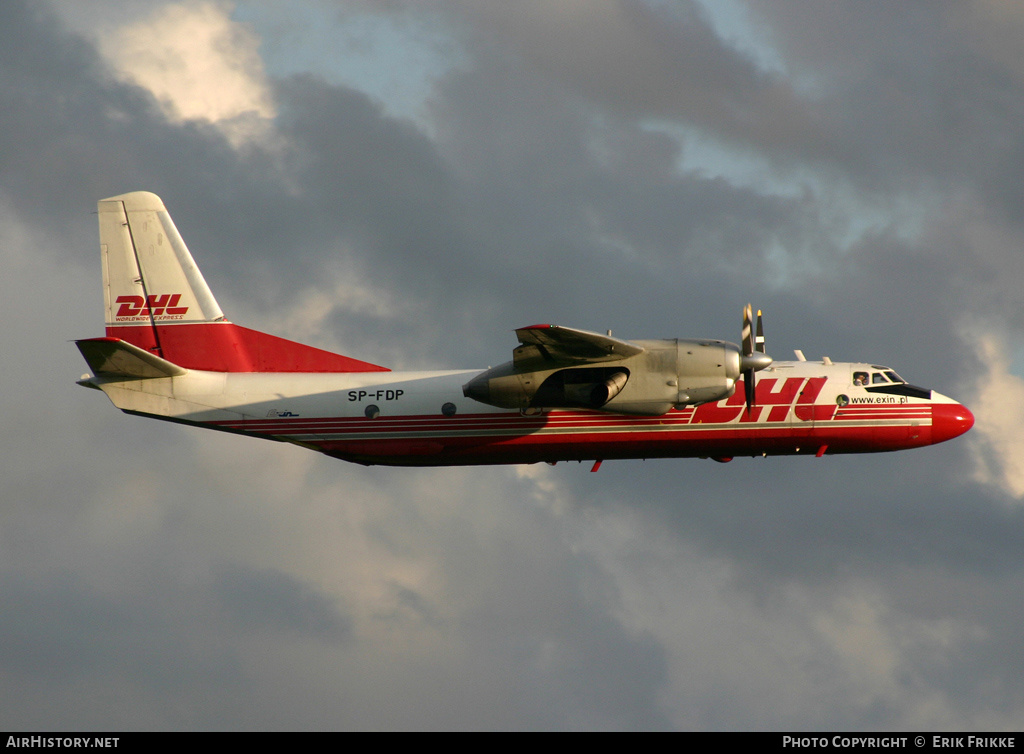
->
[[97, 191, 388, 373]]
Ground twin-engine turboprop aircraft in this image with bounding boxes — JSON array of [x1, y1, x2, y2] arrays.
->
[[76, 192, 974, 469]]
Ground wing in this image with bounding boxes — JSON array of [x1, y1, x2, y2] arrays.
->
[[512, 324, 644, 368]]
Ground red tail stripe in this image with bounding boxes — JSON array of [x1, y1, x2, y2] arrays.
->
[[105, 322, 389, 373]]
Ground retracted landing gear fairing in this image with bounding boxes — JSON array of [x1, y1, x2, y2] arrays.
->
[[76, 192, 974, 469]]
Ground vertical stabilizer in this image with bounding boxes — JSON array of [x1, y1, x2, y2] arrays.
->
[[96, 191, 388, 373], [100, 191, 224, 337]]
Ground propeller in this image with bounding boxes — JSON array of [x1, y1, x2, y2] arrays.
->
[[740, 304, 773, 413]]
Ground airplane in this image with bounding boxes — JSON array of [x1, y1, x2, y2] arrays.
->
[[75, 191, 974, 470]]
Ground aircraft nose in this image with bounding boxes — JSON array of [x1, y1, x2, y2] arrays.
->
[[931, 403, 975, 444]]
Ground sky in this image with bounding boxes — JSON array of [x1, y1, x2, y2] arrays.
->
[[2, 0, 1023, 730]]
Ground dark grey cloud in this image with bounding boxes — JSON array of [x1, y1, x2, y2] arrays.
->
[[211, 562, 352, 639], [2, 0, 1023, 730], [749, 1, 1024, 200], [452, 1, 829, 160]]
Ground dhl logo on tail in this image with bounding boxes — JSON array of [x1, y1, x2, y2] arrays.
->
[[114, 294, 188, 320]]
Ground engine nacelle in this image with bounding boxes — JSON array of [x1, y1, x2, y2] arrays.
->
[[539, 367, 630, 409], [673, 338, 741, 405], [463, 338, 745, 416]]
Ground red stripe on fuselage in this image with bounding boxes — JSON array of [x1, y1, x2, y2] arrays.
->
[[310, 423, 935, 465], [203, 399, 945, 465]]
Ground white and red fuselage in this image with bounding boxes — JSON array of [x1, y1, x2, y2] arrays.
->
[[81, 352, 974, 466], [76, 192, 973, 467]]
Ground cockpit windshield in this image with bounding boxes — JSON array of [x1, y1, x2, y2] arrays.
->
[[854, 368, 907, 387], [857, 367, 931, 399]]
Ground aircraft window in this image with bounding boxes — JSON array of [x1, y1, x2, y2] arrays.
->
[[853, 371, 868, 386], [872, 372, 889, 384], [885, 371, 904, 383]]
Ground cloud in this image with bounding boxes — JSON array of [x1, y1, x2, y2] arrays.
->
[[452, 0, 819, 154], [2, 0, 1023, 730], [950, 0, 1024, 85], [967, 330, 1024, 501], [99, 0, 276, 146]]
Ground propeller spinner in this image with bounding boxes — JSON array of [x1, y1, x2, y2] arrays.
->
[[740, 304, 773, 412]]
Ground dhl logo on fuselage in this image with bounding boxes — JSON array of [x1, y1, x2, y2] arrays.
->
[[114, 294, 188, 320], [692, 377, 834, 424]]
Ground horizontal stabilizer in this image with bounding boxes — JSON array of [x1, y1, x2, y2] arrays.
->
[[76, 337, 187, 379]]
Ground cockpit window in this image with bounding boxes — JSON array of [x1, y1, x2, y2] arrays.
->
[[885, 371, 904, 384], [853, 371, 868, 386], [872, 372, 889, 384]]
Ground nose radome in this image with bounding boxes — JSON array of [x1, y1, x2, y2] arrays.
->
[[931, 403, 975, 445]]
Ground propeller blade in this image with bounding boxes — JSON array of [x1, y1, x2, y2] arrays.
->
[[741, 303, 754, 357], [739, 305, 772, 414], [744, 366, 756, 412], [742, 303, 754, 414]]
